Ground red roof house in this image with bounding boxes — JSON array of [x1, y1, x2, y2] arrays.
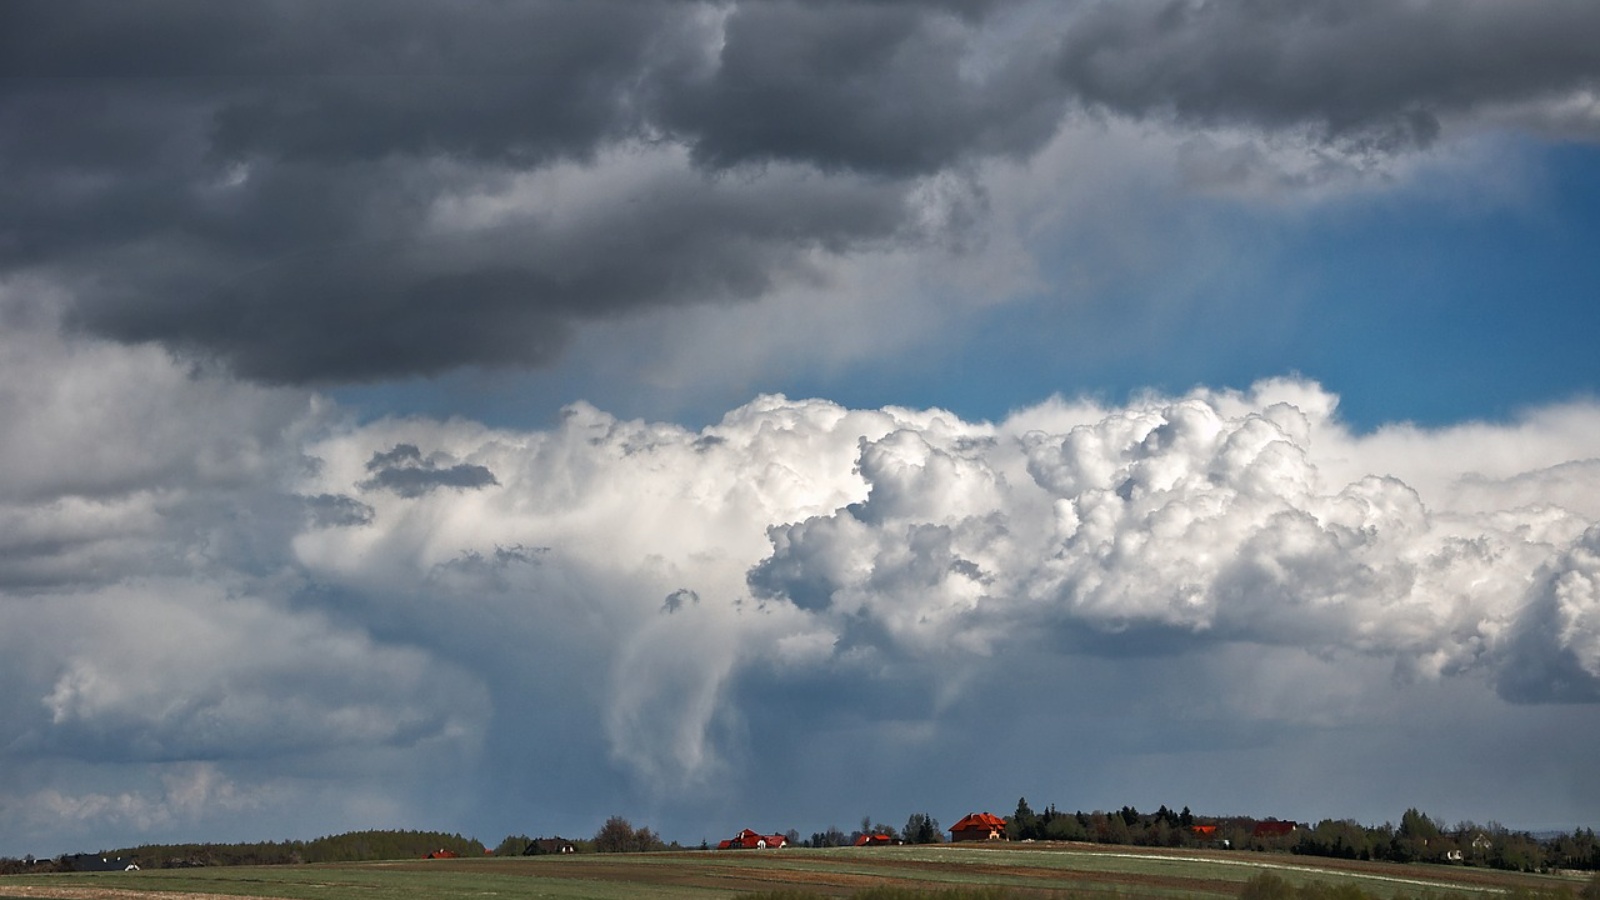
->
[[949, 812, 1008, 842], [1251, 820, 1299, 838], [717, 828, 788, 849], [854, 833, 898, 847]]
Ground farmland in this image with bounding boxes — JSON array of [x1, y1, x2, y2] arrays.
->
[[2, 843, 1592, 900]]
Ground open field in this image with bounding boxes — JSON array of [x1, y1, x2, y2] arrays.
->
[[2, 843, 1592, 900]]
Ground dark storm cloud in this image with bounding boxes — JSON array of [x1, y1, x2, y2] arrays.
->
[[0, 0, 1049, 385], [8, 0, 1600, 386], [1056, 0, 1600, 149], [0, 2, 669, 161], [651, 0, 1067, 176]]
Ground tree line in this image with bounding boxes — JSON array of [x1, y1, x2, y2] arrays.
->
[[802, 813, 945, 849], [5, 803, 1596, 875], [1001, 797, 1600, 874], [0, 829, 486, 872], [1290, 810, 1600, 872]]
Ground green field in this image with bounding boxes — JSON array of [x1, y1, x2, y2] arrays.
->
[[1, 844, 1592, 900]]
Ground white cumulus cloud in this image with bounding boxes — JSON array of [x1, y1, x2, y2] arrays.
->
[[3, 312, 1598, 850], [283, 379, 1600, 800]]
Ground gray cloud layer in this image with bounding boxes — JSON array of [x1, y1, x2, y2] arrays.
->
[[1058, 0, 1600, 148], [5, 1, 1599, 385]]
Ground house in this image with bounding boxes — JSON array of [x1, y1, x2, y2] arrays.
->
[[949, 812, 1008, 842], [524, 837, 576, 855], [425, 849, 460, 859], [64, 854, 138, 872], [1250, 820, 1299, 838], [717, 829, 788, 849], [854, 833, 899, 847]]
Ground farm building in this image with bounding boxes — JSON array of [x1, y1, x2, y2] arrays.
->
[[1251, 820, 1299, 838], [949, 812, 1008, 842], [854, 833, 901, 847], [717, 829, 788, 849], [425, 849, 460, 859], [64, 854, 137, 872]]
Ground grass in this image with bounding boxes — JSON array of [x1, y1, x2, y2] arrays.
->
[[0, 843, 1592, 900]]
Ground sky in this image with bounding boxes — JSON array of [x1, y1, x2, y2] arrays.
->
[[3, 0, 1600, 858]]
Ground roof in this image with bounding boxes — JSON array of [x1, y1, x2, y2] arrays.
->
[[949, 812, 1007, 831], [65, 855, 133, 872], [720, 828, 787, 849], [1251, 820, 1298, 837]]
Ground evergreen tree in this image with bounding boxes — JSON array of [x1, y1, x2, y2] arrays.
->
[[903, 813, 942, 844], [1011, 797, 1039, 840]]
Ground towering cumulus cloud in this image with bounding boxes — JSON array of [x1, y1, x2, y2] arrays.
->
[[297, 382, 1600, 791], [754, 382, 1600, 694], [293, 380, 1600, 824]]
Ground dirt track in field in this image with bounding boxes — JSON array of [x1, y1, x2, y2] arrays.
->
[[0, 889, 280, 900]]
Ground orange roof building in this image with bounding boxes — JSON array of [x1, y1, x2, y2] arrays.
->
[[949, 812, 1008, 842], [717, 828, 788, 849]]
